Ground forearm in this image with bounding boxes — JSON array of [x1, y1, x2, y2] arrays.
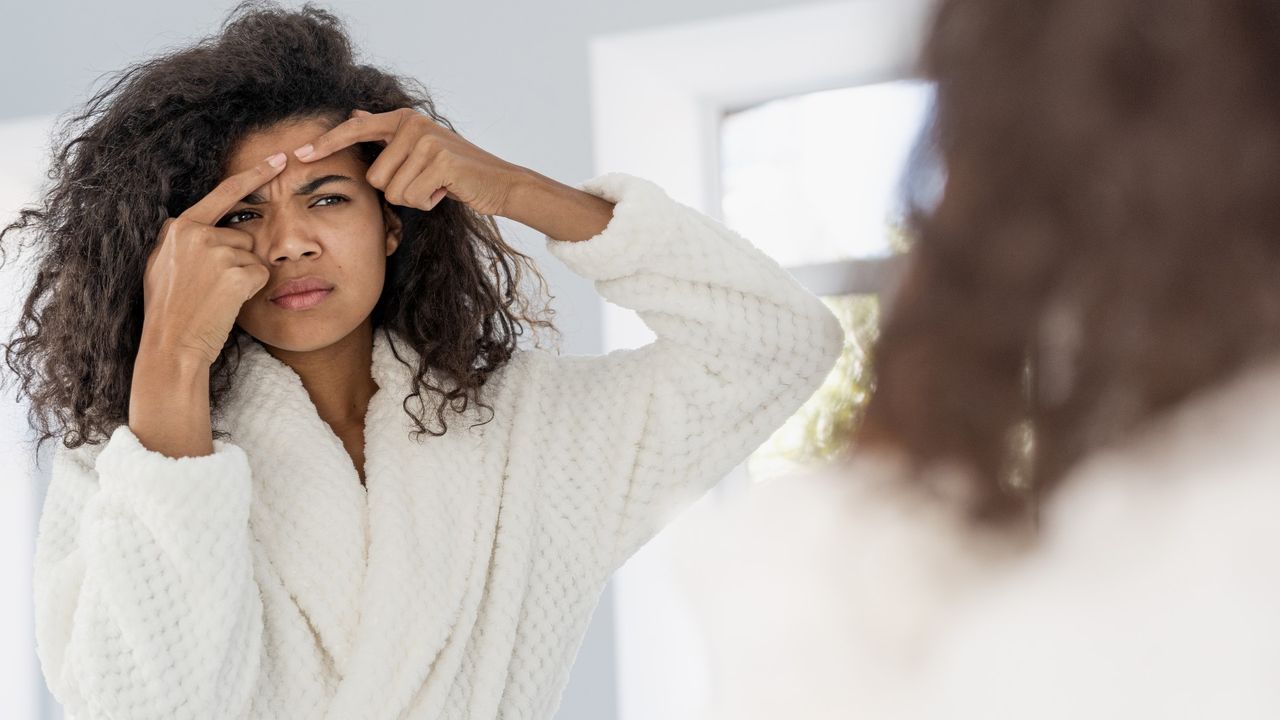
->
[[129, 343, 214, 458], [500, 167, 617, 243]]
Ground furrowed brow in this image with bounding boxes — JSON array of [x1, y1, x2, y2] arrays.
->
[[240, 174, 355, 205]]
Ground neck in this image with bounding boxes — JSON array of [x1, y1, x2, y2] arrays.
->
[[267, 321, 380, 430]]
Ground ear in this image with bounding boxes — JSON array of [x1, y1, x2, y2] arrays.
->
[[382, 200, 403, 256]]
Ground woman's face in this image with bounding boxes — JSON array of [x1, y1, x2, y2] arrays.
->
[[223, 116, 401, 352]]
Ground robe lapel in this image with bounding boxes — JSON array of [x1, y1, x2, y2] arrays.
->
[[218, 332, 372, 678], [218, 328, 506, 719]]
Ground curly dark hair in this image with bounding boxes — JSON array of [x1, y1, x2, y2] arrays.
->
[[0, 0, 561, 463], [855, 0, 1280, 530]]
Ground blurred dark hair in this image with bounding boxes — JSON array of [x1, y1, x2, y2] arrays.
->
[[0, 0, 560, 462], [856, 0, 1280, 529]]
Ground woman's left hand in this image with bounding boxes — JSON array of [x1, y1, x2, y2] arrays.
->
[[291, 107, 526, 216]]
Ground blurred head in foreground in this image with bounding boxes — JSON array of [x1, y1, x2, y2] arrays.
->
[[856, 0, 1280, 529]]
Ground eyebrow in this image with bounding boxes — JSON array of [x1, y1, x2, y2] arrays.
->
[[239, 174, 355, 204]]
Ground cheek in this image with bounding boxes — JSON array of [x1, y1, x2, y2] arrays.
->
[[338, 241, 392, 288], [322, 211, 390, 284]]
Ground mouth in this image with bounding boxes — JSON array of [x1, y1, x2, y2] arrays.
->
[[270, 288, 333, 311]]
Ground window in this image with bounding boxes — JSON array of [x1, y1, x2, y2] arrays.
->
[[720, 80, 933, 265], [717, 80, 934, 480], [586, 4, 941, 718]]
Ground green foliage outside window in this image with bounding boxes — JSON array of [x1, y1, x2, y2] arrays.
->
[[886, 220, 914, 254], [745, 221, 911, 481], [747, 293, 882, 480]]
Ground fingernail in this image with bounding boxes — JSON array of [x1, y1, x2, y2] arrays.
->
[[267, 152, 286, 168], [293, 144, 313, 160]]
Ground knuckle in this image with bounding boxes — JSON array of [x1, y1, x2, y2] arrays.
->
[[221, 265, 246, 285], [168, 216, 190, 239], [213, 244, 236, 262], [234, 262, 265, 283]]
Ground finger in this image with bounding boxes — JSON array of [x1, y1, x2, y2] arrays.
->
[[228, 262, 272, 303], [380, 144, 435, 203], [293, 110, 395, 163], [403, 171, 449, 211], [207, 224, 257, 253], [365, 126, 421, 191], [428, 187, 448, 208], [220, 245, 265, 269], [182, 153, 287, 227]]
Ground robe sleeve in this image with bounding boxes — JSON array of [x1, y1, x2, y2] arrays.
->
[[531, 172, 845, 577], [32, 424, 263, 720]]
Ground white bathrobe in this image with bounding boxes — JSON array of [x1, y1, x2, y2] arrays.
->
[[31, 172, 846, 720], [674, 349, 1280, 719]]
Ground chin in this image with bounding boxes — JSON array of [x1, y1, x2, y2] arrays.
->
[[249, 317, 377, 355]]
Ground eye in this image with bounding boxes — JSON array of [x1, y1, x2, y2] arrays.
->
[[219, 195, 349, 225], [220, 209, 256, 226]]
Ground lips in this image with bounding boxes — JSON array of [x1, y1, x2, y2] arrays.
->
[[269, 275, 335, 300], [272, 288, 331, 311]]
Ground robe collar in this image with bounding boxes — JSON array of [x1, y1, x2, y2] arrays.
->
[[217, 327, 507, 718]]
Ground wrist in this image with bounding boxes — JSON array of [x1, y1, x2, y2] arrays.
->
[[136, 333, 214, 378], [498, 165, 549, 223], [128, 350, 214, 458], [499, 168, 616, 242]]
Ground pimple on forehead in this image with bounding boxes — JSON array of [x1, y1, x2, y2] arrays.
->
[[225, 141, 362, 180], [225, 119, 340, 174]]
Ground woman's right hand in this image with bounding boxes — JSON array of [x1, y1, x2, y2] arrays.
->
[[140, 152, 287, 367]]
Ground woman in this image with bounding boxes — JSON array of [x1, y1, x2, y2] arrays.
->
[[5, 3, 843, 719], [678, 0, 1280, 717]]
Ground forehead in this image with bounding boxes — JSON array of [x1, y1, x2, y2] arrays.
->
[[223, 117, 363, 176]]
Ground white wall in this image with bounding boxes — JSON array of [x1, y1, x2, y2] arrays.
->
[[0, 112, 59, 720]]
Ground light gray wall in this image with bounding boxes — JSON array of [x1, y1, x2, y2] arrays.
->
[[1, 1, 823, 717]]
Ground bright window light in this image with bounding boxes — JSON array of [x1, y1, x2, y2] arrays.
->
[[719, 80, 934, 265]]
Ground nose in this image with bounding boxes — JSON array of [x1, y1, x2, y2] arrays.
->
[[261, 207, 323, 265]]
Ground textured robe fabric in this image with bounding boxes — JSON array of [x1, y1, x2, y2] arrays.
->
[[32, 171, 846, 720]]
